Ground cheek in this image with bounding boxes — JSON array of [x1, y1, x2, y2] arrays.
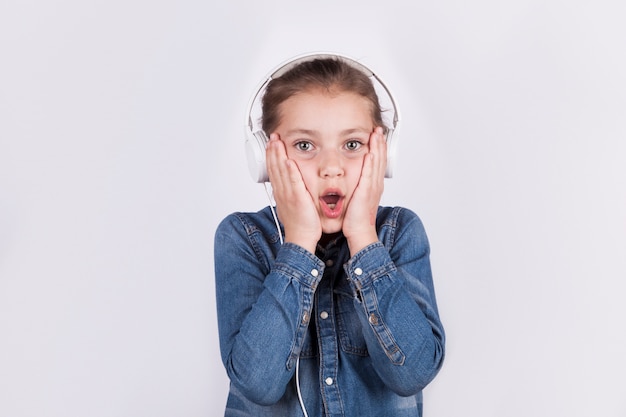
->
[[342, 161, 364, 199], [346, 158, 365, 180]]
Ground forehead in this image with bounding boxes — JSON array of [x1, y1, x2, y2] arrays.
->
[[277, 89, 375, 128]]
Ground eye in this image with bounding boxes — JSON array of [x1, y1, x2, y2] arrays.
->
[[295, 141, 313, 152], [345, 140, 363, 151]]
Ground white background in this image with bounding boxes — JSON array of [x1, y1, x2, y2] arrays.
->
[[1, 1, 625, 416]]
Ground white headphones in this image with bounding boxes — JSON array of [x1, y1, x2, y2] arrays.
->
[[245, 52, 401, 183]]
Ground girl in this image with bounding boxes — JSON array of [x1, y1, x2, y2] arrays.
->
[[215, 53, 445, 417]]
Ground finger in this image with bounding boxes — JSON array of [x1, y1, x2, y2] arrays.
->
[[360, 152, 375, 181], [285, 159, 305, 185], [267, 137, 307, 203], [374, 127, 388, 175], [266, 134, 288, 186], [363, 127, 386, 182]]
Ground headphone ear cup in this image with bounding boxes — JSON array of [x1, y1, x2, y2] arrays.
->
[[245, 130, 270, 183], [385, 128, 398, 178]]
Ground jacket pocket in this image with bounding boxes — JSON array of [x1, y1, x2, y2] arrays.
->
[[335, 291, 369, 356]]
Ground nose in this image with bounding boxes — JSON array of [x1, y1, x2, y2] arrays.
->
[[318, 150, 344, 178]]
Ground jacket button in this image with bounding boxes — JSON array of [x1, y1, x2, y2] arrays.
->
[[320, 311, 329, 320], [311, 269, 319, 277], [354, 267, 363, 276], [325, 377, 333, 386], [368, 313, 378, 325]]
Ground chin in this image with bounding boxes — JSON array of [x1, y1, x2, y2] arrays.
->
[[321, 222, 343, 235]]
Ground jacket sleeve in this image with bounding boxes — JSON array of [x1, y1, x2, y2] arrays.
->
[[343, 207, 445, 396], [214, 213, 324, 406]]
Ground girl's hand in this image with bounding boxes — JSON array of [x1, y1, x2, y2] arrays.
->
[[266, 134, 321, 253], [343, 127, 387, 256]]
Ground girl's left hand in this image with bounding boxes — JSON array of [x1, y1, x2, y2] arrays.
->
[[342, 127, 387, 256]]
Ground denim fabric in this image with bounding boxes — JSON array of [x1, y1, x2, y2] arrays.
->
[[214, 206, 445, 417]]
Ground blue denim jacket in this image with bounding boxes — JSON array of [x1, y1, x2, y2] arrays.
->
[[214, 206, 445, 417]]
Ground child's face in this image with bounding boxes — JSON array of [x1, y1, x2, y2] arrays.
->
[[274, 89, 376, 234]]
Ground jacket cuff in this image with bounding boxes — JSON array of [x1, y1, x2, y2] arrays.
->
[[273, 242, 325, 288], [344, 241, 397, 288]]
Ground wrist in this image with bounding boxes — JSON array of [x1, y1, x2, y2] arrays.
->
[[346, 231, 379, 257], [284, 233, 318, 254]]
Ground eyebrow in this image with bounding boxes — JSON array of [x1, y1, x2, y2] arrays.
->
[[340, 128, 371, 135], [284, 129, 317, 136], [284, 128, 371, 137]]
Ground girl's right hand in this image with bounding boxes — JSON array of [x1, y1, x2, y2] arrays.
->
[[266, 134, 321, 253]]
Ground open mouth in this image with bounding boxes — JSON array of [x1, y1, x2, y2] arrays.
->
[[319, 190, 344, 219], [321, 193, 341, 210]]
